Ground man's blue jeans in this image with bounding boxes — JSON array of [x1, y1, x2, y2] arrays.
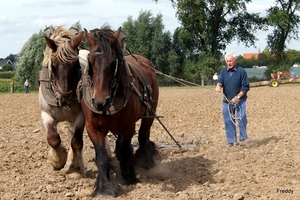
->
[[222, 99, 248, 144]]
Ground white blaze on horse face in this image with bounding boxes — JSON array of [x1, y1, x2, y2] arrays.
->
[[79, 50, 90, 73]]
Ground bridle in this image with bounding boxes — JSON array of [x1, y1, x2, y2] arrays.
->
[[87, 50, 120, 86], [49, 66, 73, 97], [78, 46, 131, 115], [42, 60, 80, 107]]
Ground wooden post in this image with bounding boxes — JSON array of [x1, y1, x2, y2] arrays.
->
[[201, 74, 204, 86], [10, 80, 14, 93]]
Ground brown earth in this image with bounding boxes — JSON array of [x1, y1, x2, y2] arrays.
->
[[0, 85, 299, 200]]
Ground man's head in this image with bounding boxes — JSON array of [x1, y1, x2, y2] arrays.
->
[[225, 52, 237, 70]]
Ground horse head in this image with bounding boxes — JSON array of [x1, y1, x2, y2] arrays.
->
[[43, 28, 84, 105], [84, 27, 125, 111]]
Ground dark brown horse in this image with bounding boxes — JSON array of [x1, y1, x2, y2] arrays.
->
[[39, 26, 86, 179], [80, 26, 159, 196]]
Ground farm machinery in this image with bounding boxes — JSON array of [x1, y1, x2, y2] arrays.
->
[[269, 72, 299, 87]]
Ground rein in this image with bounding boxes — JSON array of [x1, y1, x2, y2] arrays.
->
[[126, 47, 242, 128]]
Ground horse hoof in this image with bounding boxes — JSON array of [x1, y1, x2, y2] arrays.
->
[[48, 147, 67, 170], [124, 177, 139, 185], [52, 165, 64, 171], [66, 172, 83, 180], [49, 160, 65, 170]]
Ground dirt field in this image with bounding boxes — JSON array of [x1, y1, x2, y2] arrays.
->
[[0, 85, 299, 200]]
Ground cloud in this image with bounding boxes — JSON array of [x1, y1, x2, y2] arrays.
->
[[22, 0, 88, 7], [1, 0, 298, 58]]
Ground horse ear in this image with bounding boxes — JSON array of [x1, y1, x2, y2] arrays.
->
[[71, 31, 84, 49], [84, 28, 95, 47], [119, 30, 126, 49], [69, 27, 79, 35], [45, 36, 57, 52], [114, 27, 121, 38], [44, 25, 55, 38], [110, 27, 121, 46]]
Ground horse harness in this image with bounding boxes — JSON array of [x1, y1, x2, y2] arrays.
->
[[40, 26, 81, 107], [78, 52, 155, 116], [39, 66, 78, 107]]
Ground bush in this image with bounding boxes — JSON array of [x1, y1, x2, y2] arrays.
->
[[0, 79, 24, 93], [0, 71, 15, 79]]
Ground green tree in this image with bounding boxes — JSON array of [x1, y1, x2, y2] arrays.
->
[[266, 0, 300, 74], [266, 0, 300, 56], [72, 21, 82, 31], [1, 64, 13, 71], [183, 52, 221, 85], [286, 49, 300, 64], [237, 56, 257, 68], [15, 30, 45, 88], [257, 52, 270, 67], [172, 0, 266, 58], [122, 11, 174, 74], [5, 54, 17, 63], [171, 28, 186, 75]]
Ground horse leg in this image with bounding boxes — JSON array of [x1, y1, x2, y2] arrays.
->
[[89, 131, 122, 197], [43, 118, 67, 170], [63, 120, 85, 179], [135, 118, 159, 169], [114, 134, 138, 185]]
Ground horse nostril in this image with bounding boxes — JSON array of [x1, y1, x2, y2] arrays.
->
[[92, 96, 110, 111], [102, 96, 110, 107]]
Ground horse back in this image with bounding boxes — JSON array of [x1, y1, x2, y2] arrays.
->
[[124, 54, 159, 101]]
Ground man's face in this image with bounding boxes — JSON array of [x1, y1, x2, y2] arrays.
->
[[226, 56, 237, 69]]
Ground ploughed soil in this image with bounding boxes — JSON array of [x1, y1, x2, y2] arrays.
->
[[0, 85, 299, 200]]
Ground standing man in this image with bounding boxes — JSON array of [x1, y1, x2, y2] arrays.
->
[[213, 72, 218, 86], [215, 52, 250, 147], [24, 79, 29, 94]]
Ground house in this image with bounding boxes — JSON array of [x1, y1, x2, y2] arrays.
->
[[243, 53, 259, 59], [0, 59, 13, 70]]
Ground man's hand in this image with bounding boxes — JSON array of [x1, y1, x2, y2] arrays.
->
[[231, 96, 239, 104], [215, 83, 222, 92]]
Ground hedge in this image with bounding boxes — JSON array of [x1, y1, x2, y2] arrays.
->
[[0, 79, 24, 93], [0, 71, 15, 79]]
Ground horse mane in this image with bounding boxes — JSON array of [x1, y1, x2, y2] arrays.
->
[[90, 26, 124, 60], [42, 26, 79, 73]]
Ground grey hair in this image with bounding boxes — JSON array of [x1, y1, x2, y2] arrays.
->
[[225, 52, 238, 61]]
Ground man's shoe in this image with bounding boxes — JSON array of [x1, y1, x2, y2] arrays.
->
[[222, 143, 233, 148], [239, 139, 247, 146]]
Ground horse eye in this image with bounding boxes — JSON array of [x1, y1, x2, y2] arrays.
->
[[109, 60, 117, 70], [51, 64, 58, 73], [88, 61, 93, 76]]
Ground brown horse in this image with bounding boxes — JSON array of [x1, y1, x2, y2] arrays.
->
[[39, 26, 86, 179], [80, 26, 159, 196]]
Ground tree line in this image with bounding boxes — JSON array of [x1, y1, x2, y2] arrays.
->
[[2, 0, 300, 87]]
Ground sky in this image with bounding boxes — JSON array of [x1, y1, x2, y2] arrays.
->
[[0, 0, 299, 59]]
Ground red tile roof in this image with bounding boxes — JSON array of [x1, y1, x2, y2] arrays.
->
[[243, 53, 259, 59]]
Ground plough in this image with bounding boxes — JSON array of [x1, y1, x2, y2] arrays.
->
[[250, 72, 299, 87]]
